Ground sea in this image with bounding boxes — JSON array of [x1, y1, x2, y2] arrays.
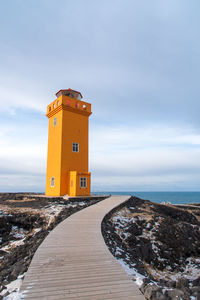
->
[[92, 192, 200, 205]]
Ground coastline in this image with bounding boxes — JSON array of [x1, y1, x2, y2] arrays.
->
[[93, 191, 200, 205], [0, 193, 200, 300], [102, 196, 200, 300]]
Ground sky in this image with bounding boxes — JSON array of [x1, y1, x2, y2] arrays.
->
[[1, 0, 200, 192]]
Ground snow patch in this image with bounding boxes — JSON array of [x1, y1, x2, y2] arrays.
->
[[117, 258, 145, 287], [0, 273, 25, 300]]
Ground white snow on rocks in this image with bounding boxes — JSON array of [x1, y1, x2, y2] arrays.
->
[[118, 258, 145, 287], [110, 206, 200, 288], [0, 273, 25, 300]]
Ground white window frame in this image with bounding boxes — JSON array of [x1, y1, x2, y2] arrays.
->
[[80, 177, 87, 188], [53, 117, 57, 127], [51, 177, 55, 187], [72, 143, 79, 152]]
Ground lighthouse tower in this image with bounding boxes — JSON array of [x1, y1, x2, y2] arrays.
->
[[45, 89, 92, 197]]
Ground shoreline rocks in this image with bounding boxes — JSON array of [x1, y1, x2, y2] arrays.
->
[[102, 196, 200, 300]]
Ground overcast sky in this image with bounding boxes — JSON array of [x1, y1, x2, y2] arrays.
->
[[1, 0, 200, 192]]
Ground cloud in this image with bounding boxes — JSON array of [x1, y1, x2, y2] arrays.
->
[[0, 114, 47, 192], [1, 0, 200, 125], [90, 124, 200, 191], [1, 116, 200, 192], [0, 174, 45, 192], [0, 0, 200, 192]]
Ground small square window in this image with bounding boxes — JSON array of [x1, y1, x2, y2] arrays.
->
[[51, 177, 55, 187], [80, 177, 87, 188], [72, 143, 79, 152], [53, 117, 57, 127]]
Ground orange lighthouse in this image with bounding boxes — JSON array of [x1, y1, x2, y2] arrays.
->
[[45, 89, 92, 197]]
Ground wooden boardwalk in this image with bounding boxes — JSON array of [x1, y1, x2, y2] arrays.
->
[[20, 196, 145, 299]]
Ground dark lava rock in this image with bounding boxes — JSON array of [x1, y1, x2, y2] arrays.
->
[[164, 288, 188, 300], [193, 276, 200, 286], [155, 218, 200, 265], [136, 238, 156, 264], [6, 213, 45, 230], [8, 262, 24, 282], [151, 204, 199, 225], [101, 196, 200, 300], [176, 277, 189, 289], [126, 222, 143, 236], [191, 286, 200, 299], [142, 284, 166, 300]]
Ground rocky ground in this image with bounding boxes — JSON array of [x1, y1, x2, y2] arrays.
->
[[0, 193, 106, 299], [102, 196, 200, 300]]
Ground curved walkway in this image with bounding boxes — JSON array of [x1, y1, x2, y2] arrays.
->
[[20, 196, 145, 299]]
